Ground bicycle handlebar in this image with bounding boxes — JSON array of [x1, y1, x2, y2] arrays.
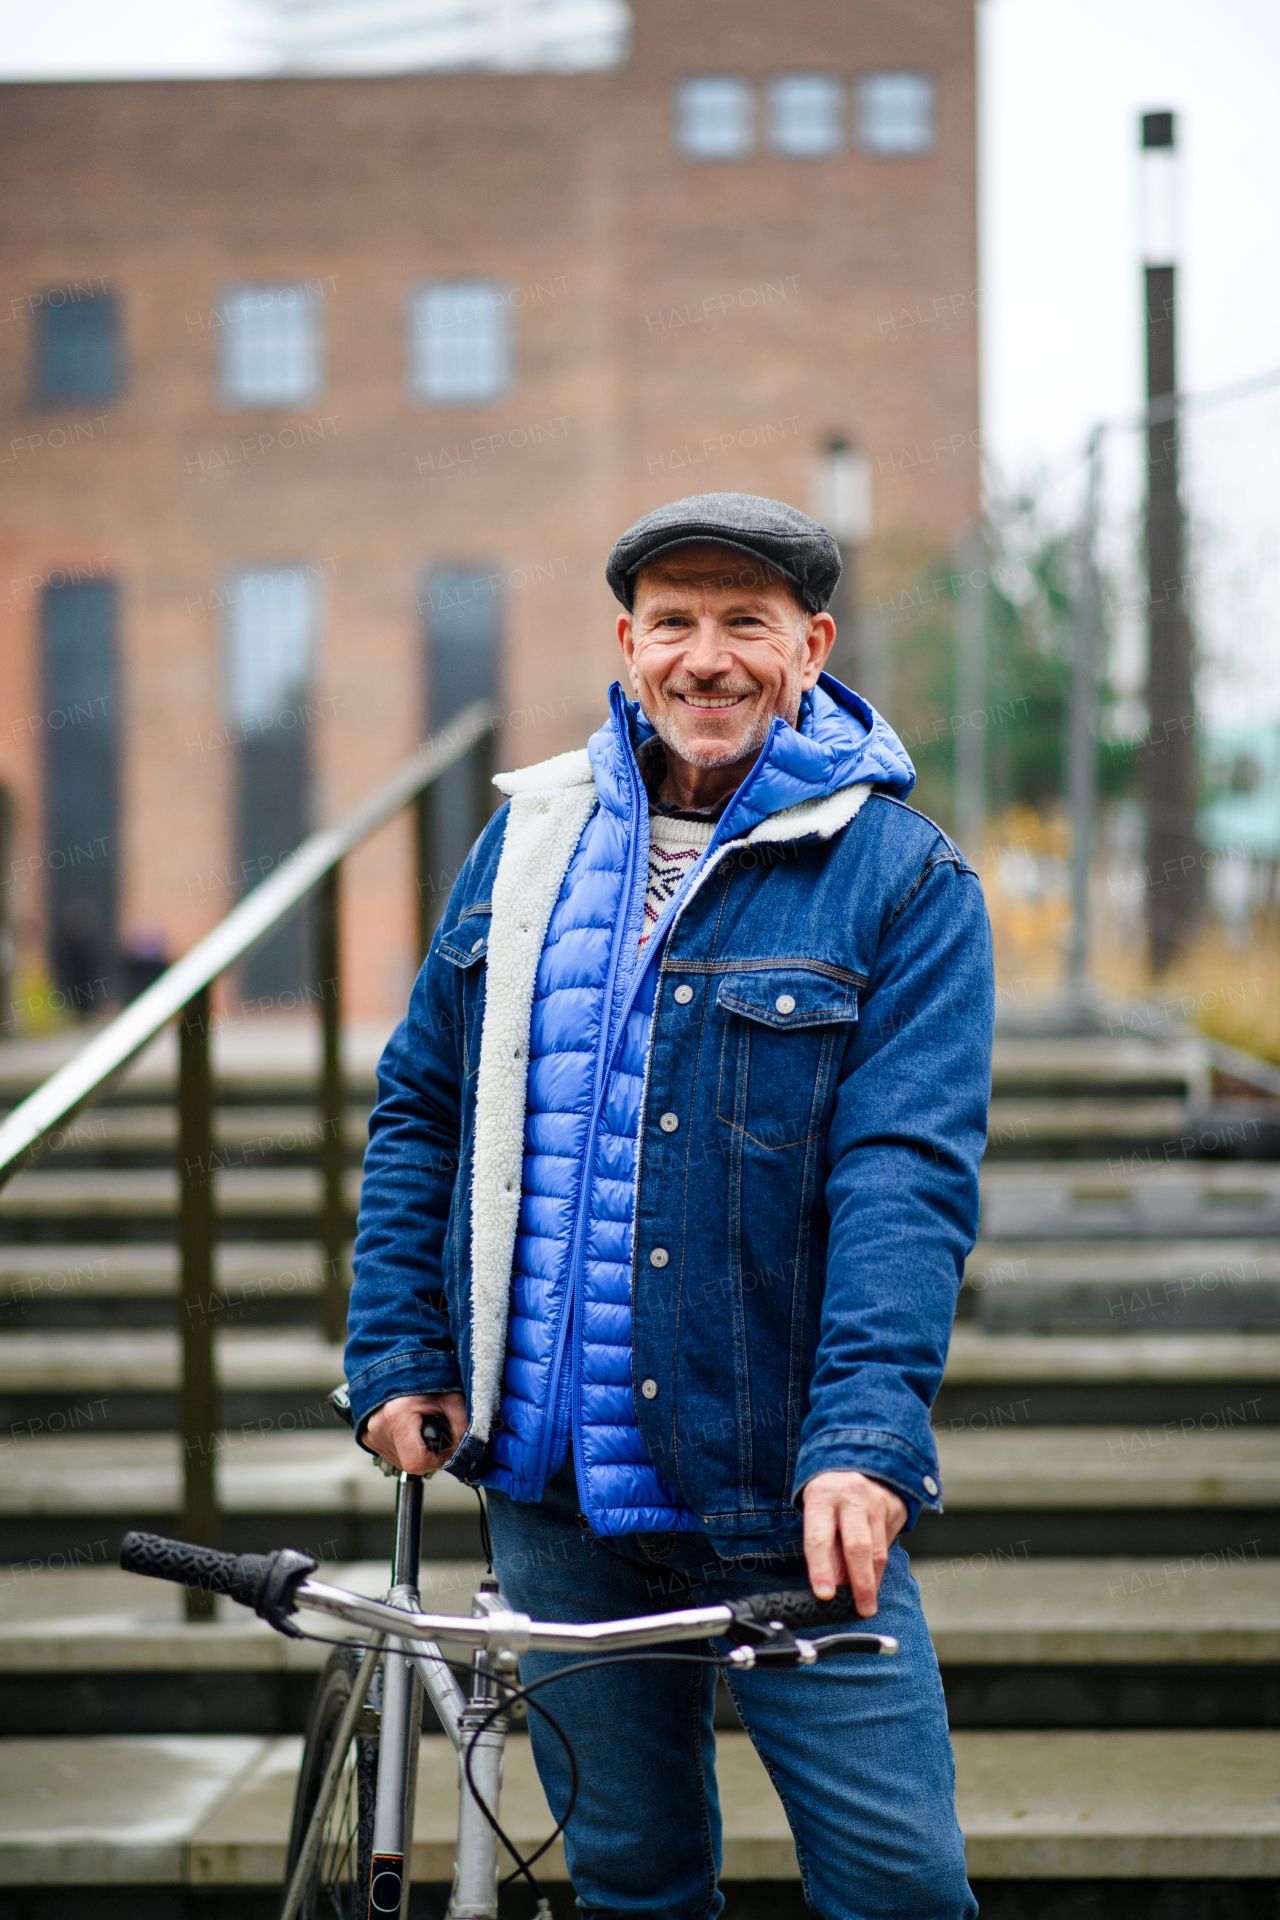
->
[[120, 1532, 318, 1634], [118, 1532, 897, 1662]]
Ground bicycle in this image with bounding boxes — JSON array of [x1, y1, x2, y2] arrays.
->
[[119, 1407, 898, 1919]]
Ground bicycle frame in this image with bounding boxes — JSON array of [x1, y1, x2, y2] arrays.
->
[[279, 1472, 488, 1920], [274, 1469, 897, 1920]]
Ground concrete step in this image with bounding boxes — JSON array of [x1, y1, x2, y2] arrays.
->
[[0, 1166, 361, 1234], [982, 1098, 1280, 1162], [1, 1728, 1277, 1886], [0, 1432, 483, 1562], [963, 1239, 1280, 1331], [913, 1425, 1280, 1558], [989, 1036, 1210, 1099], [5, 1426, 1278, 1564], [6, 1555, 1278, 1674], [18, 1160, 1276, 1243], [0, 1243, 328, 1329], [0, 1329, 348, 1433], [10, 1104, 372, 1168], [0, 1021, 389, 1104], [7, 1326, 1280, 1432], [979, 1163, 1280, 1239], [3, 1556, 1278, 1736], [935, 1328, 1280, 1426]]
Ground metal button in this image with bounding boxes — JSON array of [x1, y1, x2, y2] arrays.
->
[[673, 984, 694, 1005], [659, 1112, 679, 1133], [775, 993, 796, 1014], [922, 1475, 939, 1498], [471, 939, 484, 953], [649, 1247, 669, 1268], [641, 1378, 658, 1400]]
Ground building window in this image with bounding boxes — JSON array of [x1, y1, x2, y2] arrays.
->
[[223, 564, 321, 997], [766, 74, 844, 157], [857, 72, 936, 155], [36, 294, 121, 405], [40, 580, 119, 1006], [218, 284, 324, 409], [408, 282, 511, 406], [419, 565, 500, 930], [673, 76, 755, 160]]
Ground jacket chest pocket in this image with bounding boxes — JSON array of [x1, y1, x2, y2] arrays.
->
[[714, 966, 859, 1151]]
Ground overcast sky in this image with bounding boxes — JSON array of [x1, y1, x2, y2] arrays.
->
[[3, 0, 1277, 499]]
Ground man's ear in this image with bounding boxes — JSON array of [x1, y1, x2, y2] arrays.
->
[[801, 612, 836, 689], [617, 612, 641, 693]]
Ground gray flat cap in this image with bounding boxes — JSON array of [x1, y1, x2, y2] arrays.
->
[[606, 492, 841, 613]]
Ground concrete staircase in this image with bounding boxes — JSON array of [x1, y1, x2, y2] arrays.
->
[[1, 1017, 1279, 1916]]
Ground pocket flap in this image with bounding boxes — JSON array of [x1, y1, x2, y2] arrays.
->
[[714, 967, 859, 1029], [439, 911, 491, 969]]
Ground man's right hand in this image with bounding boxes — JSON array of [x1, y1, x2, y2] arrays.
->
[[364, 1392, 468, 1475]]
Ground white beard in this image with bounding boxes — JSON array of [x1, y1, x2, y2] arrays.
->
[[642, 691, 795, 771]]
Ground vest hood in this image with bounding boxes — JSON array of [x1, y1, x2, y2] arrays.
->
[[587, 673, 915, 840]]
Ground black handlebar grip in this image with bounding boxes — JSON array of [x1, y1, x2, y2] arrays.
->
[[120, 1531, 271, 1608], [420, 1412, 454, 1454], [120, 1532, 318, 1632], [727, 1585, 865, 1640]]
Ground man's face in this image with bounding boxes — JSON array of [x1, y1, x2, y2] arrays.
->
[[616, 543, 835, 772]]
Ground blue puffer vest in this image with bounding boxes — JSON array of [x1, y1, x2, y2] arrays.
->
[[486, 680, 916, 1534]]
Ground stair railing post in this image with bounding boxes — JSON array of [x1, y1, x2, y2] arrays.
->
[[179, 983, 217, 1620], [316, 865, 347, 1346], [414, 789, 432, 966], [472, 718, 495, 843]]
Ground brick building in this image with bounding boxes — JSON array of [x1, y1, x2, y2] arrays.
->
[[0, 0, 977, 1030]]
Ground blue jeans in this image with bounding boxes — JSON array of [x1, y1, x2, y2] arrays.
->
[[486, 1465, 975, 1920]]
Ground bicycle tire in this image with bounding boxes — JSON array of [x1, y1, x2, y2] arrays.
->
[[284, 1643, 377, 1919]]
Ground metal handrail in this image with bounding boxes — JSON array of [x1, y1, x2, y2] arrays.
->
[[0, 699, 496, 1185], [0, 697, 497, 1610]]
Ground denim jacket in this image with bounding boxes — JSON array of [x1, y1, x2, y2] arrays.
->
[[347, 677, 993, 1558]]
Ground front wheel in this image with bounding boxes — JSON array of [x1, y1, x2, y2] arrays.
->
[[284, 1643, 378, 1918]]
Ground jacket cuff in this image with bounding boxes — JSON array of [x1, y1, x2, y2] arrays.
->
[[347, 1352, 465, 1440], [791, 1428, 943, 1532]]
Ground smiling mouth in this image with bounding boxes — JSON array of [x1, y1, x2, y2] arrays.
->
[[675, 692, 750, 710]]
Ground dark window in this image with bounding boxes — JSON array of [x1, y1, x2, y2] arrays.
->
[[421, 566, 500, 923], [36, 294, 121, 405], [223, 565, 320, 1001], [40, 581, 119, 1009]]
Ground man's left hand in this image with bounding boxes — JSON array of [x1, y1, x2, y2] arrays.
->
[[801, 1471, 908, 1617]]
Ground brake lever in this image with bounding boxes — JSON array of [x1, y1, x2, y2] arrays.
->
[[726, 1626, 898, 1669], [809, 1630, 899, 1658]]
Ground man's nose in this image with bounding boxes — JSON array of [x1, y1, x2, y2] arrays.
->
[[683, 616, 733, 678]]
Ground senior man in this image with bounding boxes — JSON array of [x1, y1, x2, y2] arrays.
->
[[347, 493, 992, 1919]]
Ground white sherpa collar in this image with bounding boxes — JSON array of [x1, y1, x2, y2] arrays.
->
[[744, 781, 872, 844], [493, 748, 594, 797]]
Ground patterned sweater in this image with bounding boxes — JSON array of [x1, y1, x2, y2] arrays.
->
[[638, 809, 717, 951]]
